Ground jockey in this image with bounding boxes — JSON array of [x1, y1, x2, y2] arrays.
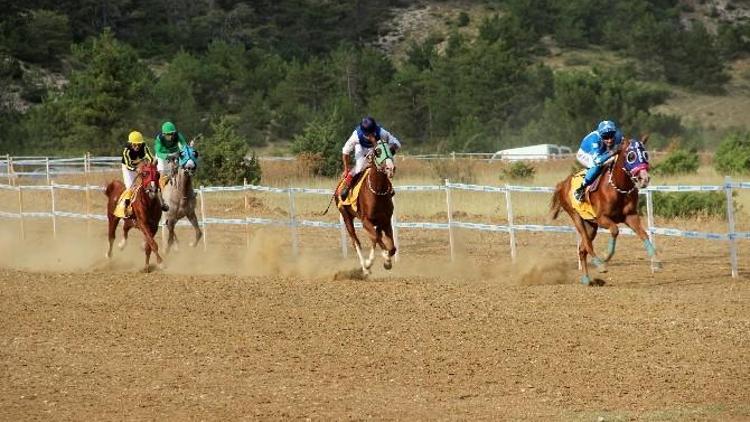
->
[[121, 130, 154, 189], [574, 120, 624, 202], [154, 121, 188, 173], [119, 130, 167, 212], [340, 116, 401, 199]]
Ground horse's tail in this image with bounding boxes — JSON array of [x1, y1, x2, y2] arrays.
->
[[550, 181, 566, 220]]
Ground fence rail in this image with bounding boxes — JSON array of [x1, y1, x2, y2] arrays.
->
[[0, 176, 746, 278]]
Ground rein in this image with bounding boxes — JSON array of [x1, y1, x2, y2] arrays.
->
[[367, 165, 393, 196], [606, 152, 639, 195]]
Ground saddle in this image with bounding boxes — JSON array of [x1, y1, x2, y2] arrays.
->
[[114, 186, 141, 219], [337, 169, 370, 213], [569, 170, 598, 220]]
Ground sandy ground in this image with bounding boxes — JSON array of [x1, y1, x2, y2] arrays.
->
[[0, 220, 749, 421]]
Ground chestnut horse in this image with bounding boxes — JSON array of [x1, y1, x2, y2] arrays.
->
[[337, 139, 397, 276], [550, 136, 661, 285], [104, 162, 164, 272]]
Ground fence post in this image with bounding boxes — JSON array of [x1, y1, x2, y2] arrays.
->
[[645, 189, 657, 273], [50, 182, 57, 239], [199, 186, 208, 251], [8, 155, 14, 186], [339, 214, 348, 258], [445, 178, 455, 261], [725, 176, 738, 279], [504, 185, 517, 262], [45, 157, 51, 185], [17, 185, 24, 240], [288, 186, 299, 257], [243, 178, 250, 249], [451, 151, 456, 162], [84, 153, 91, 237]]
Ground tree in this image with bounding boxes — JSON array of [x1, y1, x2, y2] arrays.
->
[[199, 116, 261, 185], [291, 107, 346, 177]]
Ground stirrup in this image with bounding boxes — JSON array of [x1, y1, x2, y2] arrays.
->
[[575, 187, 586, 202]]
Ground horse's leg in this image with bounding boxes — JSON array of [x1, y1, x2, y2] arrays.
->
[[361, 219, 380, 270], [380, 222, 397, 270], [165, 218, 177, 253], [597, 216, 619, 263], [342, 211, 368, 276], [186, 211, 203, 247], [136, 219, 163, 270], [143, 241, 152, 273], [572, 217, 599, 284], [106, 215, 119, 259], [624, 214, 662, 270], [120, 219, 133, 250]]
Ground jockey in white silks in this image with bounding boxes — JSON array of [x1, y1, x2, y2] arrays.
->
[[340, 116, 401, 199]]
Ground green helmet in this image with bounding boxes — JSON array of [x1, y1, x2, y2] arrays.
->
[[161, 121, 176, 134]]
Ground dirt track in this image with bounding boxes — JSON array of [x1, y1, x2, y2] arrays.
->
[[1, 224, 749, 420]]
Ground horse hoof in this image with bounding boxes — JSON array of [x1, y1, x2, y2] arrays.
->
[[362, 268, 370, 277], [117, 240, 127, 250], [157, 262, 166, 271], [365, 260, 373, 270], [580, 275, 592, 286], [383, 260, 392, 270], [652, 260, 664, 272], [141, 266, 151, 274], [592, 258, 608, 273]]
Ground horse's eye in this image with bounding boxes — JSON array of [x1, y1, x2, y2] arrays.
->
[[626, 151, 637, 164]]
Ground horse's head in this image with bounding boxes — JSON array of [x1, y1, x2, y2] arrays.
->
[[621, 135, 651, 189], [369, 137, 396, 179], [179, 144, 198, 177], [138, 162, 161, 199]]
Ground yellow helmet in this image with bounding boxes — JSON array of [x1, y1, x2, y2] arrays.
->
[[128, 131, 145, 144]]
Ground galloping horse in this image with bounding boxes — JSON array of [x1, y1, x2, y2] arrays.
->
[[105, 162, 164, 272], [162, 144, 202, 252], [336, 138, 397, 276], [550, 136, 660, 285]]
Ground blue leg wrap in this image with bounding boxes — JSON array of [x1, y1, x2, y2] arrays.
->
[[583, 165, 602, 185], [592, 257, 604, 268], [643, 239, 656, 257], [607, 238, 616, 257], [580, 275, 592, 285]]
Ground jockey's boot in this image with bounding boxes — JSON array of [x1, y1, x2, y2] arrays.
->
[[340, 173, 354, 200]]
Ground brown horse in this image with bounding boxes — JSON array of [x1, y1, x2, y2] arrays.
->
[[550, 136, 661, 285], [336, 139, 397, 276], [104, 162, 164, 272]]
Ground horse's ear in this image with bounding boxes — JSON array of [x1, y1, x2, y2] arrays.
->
[[641, 134, 650, 145]]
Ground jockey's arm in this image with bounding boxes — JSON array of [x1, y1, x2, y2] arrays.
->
[[122, 148, 136, 171], [342, 131, 358, 174], [381, 128, 401, 154]]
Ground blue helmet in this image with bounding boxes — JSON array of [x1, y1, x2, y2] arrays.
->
[[597, 120, 617, 138], [360, 116, 378, 135]]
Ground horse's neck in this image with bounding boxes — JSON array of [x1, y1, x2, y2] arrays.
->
[[609, 154, 634, 191], [174, 168, 192, 196], [367, 165, 389, 187]]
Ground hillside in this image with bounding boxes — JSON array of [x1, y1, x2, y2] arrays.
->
[[373, 0, 750, 131]]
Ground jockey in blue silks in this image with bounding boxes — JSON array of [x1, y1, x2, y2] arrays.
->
[[574, 120, 624, 202], [340, 116, 401, 199]]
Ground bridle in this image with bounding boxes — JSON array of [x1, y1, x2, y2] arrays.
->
[[607, 145, 648, 195], [366, 145, 394, 196]]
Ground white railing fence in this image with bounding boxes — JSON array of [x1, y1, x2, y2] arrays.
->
[[0, 177, 746, 278]]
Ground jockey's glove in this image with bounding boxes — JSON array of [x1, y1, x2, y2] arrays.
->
[[593, 151, 614, 166]]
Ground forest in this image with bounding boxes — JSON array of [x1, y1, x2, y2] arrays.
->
[[1, 0, 749, 170]]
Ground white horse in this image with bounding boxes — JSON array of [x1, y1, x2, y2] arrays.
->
[[162, 144, 202, 252]]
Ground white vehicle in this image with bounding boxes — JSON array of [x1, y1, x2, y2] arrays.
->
[[491, 144, 572, 161]]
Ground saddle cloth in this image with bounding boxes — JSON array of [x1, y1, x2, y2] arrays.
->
[[114, 186, 140, 219], [337, 168, 370, 213], [570, 170, 596, 220]]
